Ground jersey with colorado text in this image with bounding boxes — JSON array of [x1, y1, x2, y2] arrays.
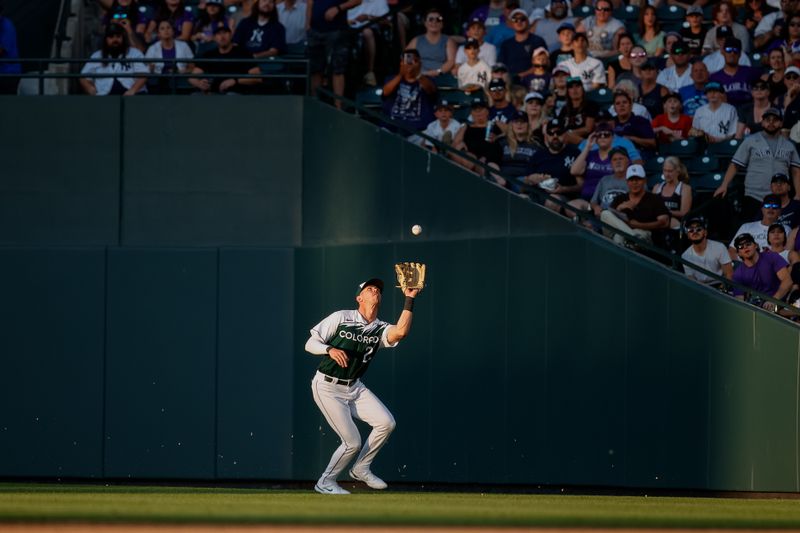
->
[[312, 310, 396, 380]]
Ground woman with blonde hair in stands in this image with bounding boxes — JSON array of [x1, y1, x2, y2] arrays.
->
[[489, 110, 538, 192], [653, 156, 692, 231], [523, 91, 549, 144], [651, 156, 692, 253]]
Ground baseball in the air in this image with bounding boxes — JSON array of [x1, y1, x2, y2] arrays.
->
[[411, 224, 422, 236]]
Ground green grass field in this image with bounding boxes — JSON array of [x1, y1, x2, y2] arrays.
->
[[1, 483, 800, 529]]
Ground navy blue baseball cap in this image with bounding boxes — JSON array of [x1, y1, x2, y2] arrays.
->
[[510, 110, 528, 122], [704, 81, 723, 93], [356, 278, 384, 296]]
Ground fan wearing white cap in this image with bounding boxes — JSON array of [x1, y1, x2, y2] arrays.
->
[[306, 278, 421, 495], [599, 163, 670, 246]]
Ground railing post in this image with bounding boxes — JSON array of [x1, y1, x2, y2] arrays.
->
[[38, 60, 45, 95]]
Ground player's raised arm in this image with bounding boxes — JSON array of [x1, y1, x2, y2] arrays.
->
[[386, 287, 419, 344]]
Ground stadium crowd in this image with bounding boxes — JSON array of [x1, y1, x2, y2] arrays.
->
[[29, 0, 800, 311]]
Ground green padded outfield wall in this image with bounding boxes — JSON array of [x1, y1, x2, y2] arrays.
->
[[0, 96, 799, 491]]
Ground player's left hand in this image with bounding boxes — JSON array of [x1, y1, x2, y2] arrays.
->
[[404, 288, 420, 298], [327, 347, 349, 368]]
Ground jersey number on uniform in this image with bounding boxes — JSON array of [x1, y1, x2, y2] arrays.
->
[[362, 346, 375, 364]]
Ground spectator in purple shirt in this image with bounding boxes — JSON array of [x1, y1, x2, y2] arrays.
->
[[233, 0, 286, 58], [146, 0, 194, 43], [732, 233, 793, 310], [709, 36, 764, 108], [612, 90, 656, 156]]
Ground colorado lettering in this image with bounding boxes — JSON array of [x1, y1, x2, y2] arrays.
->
[[339, 330, 380, 344]]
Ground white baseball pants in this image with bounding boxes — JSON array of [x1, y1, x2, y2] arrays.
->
[[311, 371, 396, 485]]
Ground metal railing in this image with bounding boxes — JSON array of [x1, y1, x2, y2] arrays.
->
[[316, 87, 800, 322], [0, 56, 310, 95]]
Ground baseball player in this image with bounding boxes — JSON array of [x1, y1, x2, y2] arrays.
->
[[306, 277, 419, 495]]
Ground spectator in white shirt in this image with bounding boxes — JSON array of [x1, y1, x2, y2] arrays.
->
[[421, 99, 462, 150], [347, 0, 388, 86], [689, 82, 738, 142], [80, 24, 148, 96], [456, 38, 491, 91], [681, 216, 733, 285], [561, 31, 605, 90], [454, 17, 497, 68], [656, 39, 693, 93]]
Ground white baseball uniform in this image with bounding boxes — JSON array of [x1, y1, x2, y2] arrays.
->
[[306, 309, 400, 490]]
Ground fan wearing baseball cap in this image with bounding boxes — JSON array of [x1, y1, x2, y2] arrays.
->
[[708, 36, 763, 108], [770, 172, 800, 228], [688, 81, 738, 142], [783, 66, 800, 129], [727, 194, 791, 262], [532, 1, 575, 51], [456, 38, 492, 91], [497, 7, 547, 79], [560, 31, 606, 90], [714, 106, 800, 221], [519, 118, 583, 208], [656, 39, 693, 93], [599, 163, 670, 246], [680, 6, 706, 56], [731, 233, 793, 310], [681, 216, 734, 286], [454, 17, 498, 70], [550, 22, 576, 67]]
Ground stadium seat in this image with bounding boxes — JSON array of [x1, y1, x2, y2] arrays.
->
[[613, 5, 639, 21], [587, 87, 613, 106], [434, 73, 458, 90], [659, 138, 699, 157], [686, 155, 719, 175], [656, 4, 685, 22], [260, 58, 286, 74], [286, 42, 308, 58], [440, 90, 475, 108], [454, 107, 471, 122], [355, 87, 384, 109], [647, 171, 664, 189], [691, 172, 724, 192], [644, 155, 665, 176], [195, 41, 216, 57], [706, 138, 741, 158]]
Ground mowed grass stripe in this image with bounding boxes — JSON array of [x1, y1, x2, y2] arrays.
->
[[0, 484, 799, 528]]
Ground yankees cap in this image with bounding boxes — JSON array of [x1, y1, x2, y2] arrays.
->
[[357, 278, 384, 296]]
